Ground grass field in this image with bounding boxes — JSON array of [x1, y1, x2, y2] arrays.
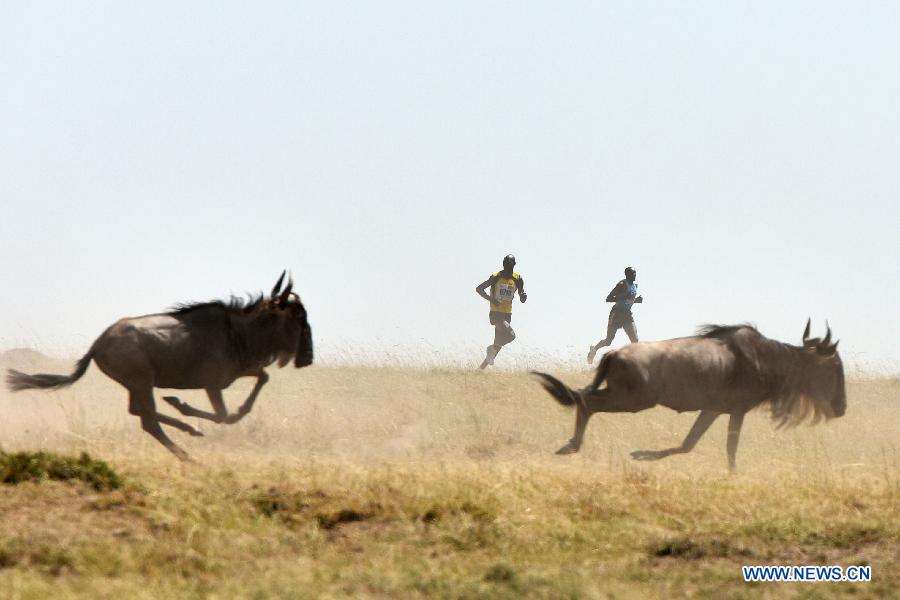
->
[[0, 352, 897, 598]]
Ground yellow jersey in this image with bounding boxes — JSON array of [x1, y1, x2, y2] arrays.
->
[[490, 272, 521, 314]]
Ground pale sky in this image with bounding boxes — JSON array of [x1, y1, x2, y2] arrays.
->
[[1, 2, 898, 372]]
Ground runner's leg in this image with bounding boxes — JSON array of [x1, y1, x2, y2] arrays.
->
[[588, 313, 619, 363], [496, 321, 516, 346], [623, 319, 639, 343], [492, 320, 515, 360], [596, 313, 618, 348], [481, 314, 504, 369]]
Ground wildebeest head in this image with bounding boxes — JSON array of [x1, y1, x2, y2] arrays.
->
[[797, 318, 846, 420], [269, 272, 313, 369]]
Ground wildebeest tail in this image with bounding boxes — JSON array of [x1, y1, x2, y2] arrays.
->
[[531, 372, 583, 408], [6, 350, 94, 391]]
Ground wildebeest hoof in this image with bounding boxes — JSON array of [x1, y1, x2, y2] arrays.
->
[[630, 450, 665, 461], [189, 429, 204, 437], [172, 450, 194, 462], [555, 442, 580, 455]]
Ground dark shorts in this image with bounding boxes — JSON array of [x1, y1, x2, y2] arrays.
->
[[608, 308, 634, 329], [489, 311, 512, 326]]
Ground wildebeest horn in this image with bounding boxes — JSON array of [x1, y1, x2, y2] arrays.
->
[[818, 322, 833, 353], [278, 277, 293, 305], [802, 318, 811, 342], [271, 271, 286, 299]]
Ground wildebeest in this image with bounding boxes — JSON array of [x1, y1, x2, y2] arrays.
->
[[533, 321, 845, 470], [6, 272, 313, 460]]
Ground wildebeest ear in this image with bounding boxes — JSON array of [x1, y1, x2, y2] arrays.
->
[[817, 342, 839, 356], [271, 271, 286, 299]]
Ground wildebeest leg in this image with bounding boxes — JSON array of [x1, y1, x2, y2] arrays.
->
[[155, 413, 204, 437], [161, 393, 223, 423], [630, 410, 719, 461], [582, 387, 656, 414], [206, 388, 228, 421], [163, 373, 269, 425], [129, 389, 191, 461], [223, 371, 269, 424], [726, 412, 745, 472], [555, 387, 657, 455], [556, 400, 591, 454]]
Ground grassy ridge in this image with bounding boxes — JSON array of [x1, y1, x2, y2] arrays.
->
[[0, 462, 896, 598]]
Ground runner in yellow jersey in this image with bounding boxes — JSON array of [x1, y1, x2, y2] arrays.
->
[[475, 254, 527, 369]]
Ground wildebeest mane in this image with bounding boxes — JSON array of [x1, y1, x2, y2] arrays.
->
[[169, 293, 267, 316], [168, 294, 283, 369], [696, 323, 758, 339], [699, 323, 830, 427]]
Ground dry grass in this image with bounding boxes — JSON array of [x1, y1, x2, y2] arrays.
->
[[0, 354, 897, 598]]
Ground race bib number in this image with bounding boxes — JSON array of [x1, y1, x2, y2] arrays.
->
[[496, 283, 515, 302]]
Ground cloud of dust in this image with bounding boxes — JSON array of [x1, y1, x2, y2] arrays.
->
[[1, 348, 897, 481]]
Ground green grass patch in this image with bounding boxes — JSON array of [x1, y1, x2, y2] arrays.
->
[[0, 451, 122, 491]]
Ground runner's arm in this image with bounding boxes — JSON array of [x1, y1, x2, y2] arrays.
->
[[516, 275, 527, 303], [476, 275, 501, 305], [606, 282, 625, 303]]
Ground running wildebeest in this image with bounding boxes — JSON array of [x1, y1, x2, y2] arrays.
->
[[6, 272, 313, 460], [533, 321, 845, 471]]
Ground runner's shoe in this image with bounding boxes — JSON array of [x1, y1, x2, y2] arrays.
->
[[479, 345, 498, 369]]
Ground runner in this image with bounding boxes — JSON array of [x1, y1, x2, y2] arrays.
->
[[587, 266, 642, 364], [475, 254, 527, 369]]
